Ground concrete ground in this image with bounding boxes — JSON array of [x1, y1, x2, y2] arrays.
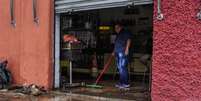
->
[[0, 81, 150, 101], [0, 73, 150, 101], [0, 91, 144, 101], [0, 91, 88, 101], [60, 79, 151, 101]]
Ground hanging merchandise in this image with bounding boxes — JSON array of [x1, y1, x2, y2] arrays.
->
[[156, 0, 164, 21], [10, 0, 16, 27], [85, 14, 92, 29]]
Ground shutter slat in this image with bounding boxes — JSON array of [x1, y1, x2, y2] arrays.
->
[[55, 0, 153, 13]]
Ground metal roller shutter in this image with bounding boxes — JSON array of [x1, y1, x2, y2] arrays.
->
[[55, 0, 153, 13]]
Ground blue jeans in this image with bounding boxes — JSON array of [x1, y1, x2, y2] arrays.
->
[[115, 52, 129, 85]]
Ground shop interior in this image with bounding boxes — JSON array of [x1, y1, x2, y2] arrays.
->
[[59, 4, 153, 100]]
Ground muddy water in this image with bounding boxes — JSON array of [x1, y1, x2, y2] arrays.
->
[[0, 80, 149, 101], [0, 94, 83, 101]]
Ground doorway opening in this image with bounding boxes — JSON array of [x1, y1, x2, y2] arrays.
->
[[55, 3, 153, 101]]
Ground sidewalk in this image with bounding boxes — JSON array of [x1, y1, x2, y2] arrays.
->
[[0, 81, 149, 101]]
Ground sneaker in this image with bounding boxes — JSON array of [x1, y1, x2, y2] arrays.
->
[[122, 84, 130, 88], [119, 84, 130, 89], [115, 83, 130, 89], [115, 83, 122, 88]]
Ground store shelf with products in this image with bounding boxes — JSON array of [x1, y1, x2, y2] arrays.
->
[[60, 53, 149, 76], [60, 12, 98, 70]]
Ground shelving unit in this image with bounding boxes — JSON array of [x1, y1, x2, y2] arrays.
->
[[60, 6, 153, 76]]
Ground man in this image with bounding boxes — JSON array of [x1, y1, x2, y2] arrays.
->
[[112, 23, 132, 89]]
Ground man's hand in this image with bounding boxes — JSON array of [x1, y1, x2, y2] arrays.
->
[[125, 49, 129, 56], [112, 52, 115, 56], [125, 39, 131, 56]]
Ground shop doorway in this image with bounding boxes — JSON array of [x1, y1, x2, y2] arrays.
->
[[54, 1, 153, 100]]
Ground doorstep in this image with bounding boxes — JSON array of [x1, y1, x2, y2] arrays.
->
[[52, 91, 136, 101], [58, 81, 150, 101]]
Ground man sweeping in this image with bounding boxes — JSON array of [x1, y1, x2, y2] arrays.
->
[[112, 23, 132, 89]]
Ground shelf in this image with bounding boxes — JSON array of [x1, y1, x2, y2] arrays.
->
[[62, 48, 83, 50], [64, 67, 149, 75], [62, 28, 95, 32]]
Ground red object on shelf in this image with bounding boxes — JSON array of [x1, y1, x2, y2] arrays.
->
[[63, 34, 80, 43]]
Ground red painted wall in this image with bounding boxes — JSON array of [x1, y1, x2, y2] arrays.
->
[[153, 0, 201, 100], [0, 0, 54, 89]]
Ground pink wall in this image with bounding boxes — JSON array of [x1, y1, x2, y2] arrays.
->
[[153, 0, 201, 100], [0, 0, 54, 89], [0, 0, 21, 84]]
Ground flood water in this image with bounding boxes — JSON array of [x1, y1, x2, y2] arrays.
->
[[0, 93, 86, 101]]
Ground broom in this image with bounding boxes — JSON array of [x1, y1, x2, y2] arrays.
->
[[85, 54, 114, 89]]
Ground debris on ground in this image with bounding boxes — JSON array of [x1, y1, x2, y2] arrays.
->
[[8, 84, 47, 96]]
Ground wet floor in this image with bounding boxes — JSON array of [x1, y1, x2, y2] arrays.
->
[[0, 91, 94, 101], [0, 74, 150, 101], [61, 80, 150, 101], [0, 80, 150, 101]]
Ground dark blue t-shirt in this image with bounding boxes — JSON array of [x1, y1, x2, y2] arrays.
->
[[114, 29, 132, 53]]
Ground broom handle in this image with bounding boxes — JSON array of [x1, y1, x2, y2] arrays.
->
[[95, 55, 113, 84]]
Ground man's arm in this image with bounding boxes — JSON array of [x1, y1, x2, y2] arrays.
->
[[125, 39, 131, 55]]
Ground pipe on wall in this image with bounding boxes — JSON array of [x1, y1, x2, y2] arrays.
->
[[156, 0, 164, 21], [33, 0, 39, 24], [10, 0, 16, 27]]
